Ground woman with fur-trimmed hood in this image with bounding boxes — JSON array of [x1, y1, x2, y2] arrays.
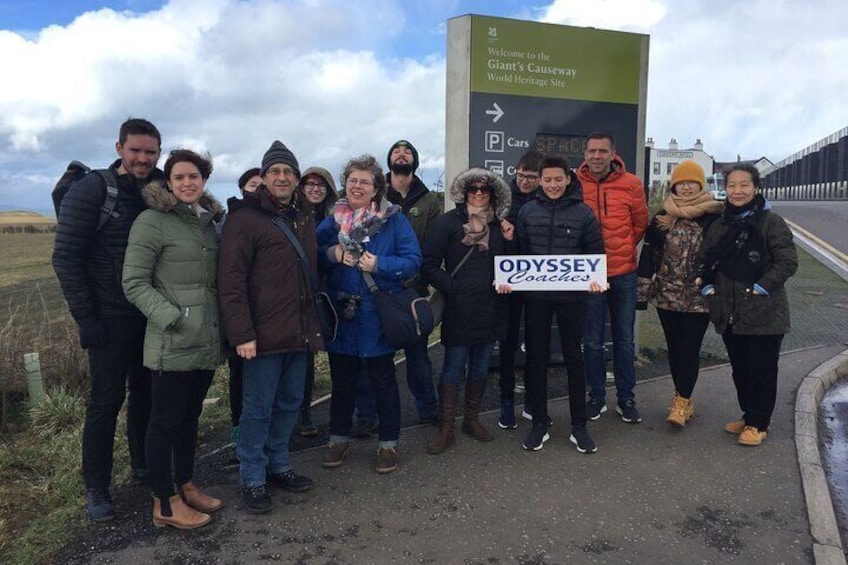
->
[[420, 167, 514, 455], [123, 149, 225, 530]]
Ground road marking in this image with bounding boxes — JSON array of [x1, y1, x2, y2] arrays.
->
[[785, 219, 848, 276]]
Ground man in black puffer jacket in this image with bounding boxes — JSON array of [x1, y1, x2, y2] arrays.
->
[[52, 118, 164, 522], [515, 155, 604, 454]]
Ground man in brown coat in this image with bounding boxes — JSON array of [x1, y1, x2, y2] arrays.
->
[[219, 140, 323, 514]]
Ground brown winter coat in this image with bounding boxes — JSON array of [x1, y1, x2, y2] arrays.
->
[[218, 187, 324, 355]]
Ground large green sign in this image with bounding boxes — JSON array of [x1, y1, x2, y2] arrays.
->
[[469, 16, 643, 104]]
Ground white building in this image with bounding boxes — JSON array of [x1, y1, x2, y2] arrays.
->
[[645, 138, 714, 193]]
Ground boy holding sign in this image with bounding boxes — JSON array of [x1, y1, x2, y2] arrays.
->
[[509, 155, 605, 452]]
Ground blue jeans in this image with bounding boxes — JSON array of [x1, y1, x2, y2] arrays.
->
[[440, 343, 496, 386], [329, 353, 400, 447], [355, 336, 437, 421], [237, 352, 306, 487], [584, 271, 637, 404]]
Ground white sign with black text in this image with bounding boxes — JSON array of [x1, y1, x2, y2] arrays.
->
[[494, 254, 607, 291]]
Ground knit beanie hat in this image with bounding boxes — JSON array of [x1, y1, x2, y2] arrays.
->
[[387, 139, 419, 172], [670, 160, 706, 191], [237, 167, 261, 190], [260, 140, 300, 178]]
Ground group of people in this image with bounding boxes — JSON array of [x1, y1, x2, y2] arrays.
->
[[52, 118, 797, 530]]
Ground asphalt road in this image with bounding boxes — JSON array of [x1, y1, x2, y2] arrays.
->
[[771, 200, 848, 258]]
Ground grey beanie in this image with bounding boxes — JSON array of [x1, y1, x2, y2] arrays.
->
[[260, 140, 300, 178]]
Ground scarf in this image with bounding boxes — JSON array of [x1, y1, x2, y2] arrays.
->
[[703, 194, 770, 284], [462, 204, 494, 250], [332, 198, 401, 256], [656, 189, 724, 231]]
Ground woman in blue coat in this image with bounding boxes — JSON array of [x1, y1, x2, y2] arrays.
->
[[316, 154, 420, 474]]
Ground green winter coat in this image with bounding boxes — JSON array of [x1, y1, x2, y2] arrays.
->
[[122, 182, 225, 371], [699, 207, 797, 336]]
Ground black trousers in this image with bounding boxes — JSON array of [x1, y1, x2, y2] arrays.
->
[[523, 300, 587, 427], [721, 329, 783, 431], [146, 369, 214, 499], [498, 293, 525, 402], [657, 309, 710, 398], [228, 355, 243, 427], [82, 316, 150, 489]]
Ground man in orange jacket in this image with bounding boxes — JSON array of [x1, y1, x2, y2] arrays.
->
[[576, 132, 648, 424]]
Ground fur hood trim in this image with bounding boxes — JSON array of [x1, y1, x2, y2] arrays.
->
[[142, 181, 225, 218], [448, 168, 511, 221]]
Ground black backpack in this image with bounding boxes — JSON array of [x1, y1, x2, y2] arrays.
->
[[52, 161, 119, 231]]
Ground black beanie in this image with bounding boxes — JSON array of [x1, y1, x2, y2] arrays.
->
[[260, 140, 300, 178], [387, 139, 419, 173], [237, 167, 261, 190]]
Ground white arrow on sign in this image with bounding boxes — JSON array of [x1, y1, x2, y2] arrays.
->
[[485, 102, 504, 123]]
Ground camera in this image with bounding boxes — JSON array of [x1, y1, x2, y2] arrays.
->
[[337, 292, 361, 321]]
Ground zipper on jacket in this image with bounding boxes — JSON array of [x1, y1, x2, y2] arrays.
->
[[603, 192, 608, 216]]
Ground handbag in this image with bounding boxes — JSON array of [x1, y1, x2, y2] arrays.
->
[[362, 271, 435, 349], [429, 245, 476, 326], [270, 216, 338, 343]]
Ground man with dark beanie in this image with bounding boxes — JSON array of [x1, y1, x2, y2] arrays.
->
[[219, 140, 322, 514], [383, 139, 440, 424]]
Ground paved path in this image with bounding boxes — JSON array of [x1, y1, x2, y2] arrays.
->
[[61, 345, 846, 564]]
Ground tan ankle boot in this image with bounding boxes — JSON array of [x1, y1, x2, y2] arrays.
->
[[179, 481, 223, 513], [153, 494, 211, 529], [666, 392, 694, 428]]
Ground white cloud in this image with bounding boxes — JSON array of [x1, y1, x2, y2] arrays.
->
[[1, 0, 847, 211]]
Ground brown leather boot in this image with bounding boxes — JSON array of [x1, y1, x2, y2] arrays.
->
[[179, 481, 224, 513], [461, 379, 494, 441], [426, 383, 459, 455], [153, 494, 211, 529]]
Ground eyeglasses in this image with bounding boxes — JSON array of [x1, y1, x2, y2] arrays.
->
[[676, 181, 700, 188], [467, 185, 492, 195], [516, 172, 539, 182], [304, 181, 327, 192], [345, 178, 374, 188], [266, 166, 296, 178]]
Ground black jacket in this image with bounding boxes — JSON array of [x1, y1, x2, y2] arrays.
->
[[515, 177, 604, 303], [421, 204, 512, 346], [52, 159, 165, 321]]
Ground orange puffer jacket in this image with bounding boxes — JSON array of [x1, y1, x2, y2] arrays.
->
[[576, 156, 648, 277]]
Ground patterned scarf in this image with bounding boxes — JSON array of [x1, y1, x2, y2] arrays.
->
[[332, 198, 401, 256], [656, 188, 724, 231], [462, 204, 494, 250]]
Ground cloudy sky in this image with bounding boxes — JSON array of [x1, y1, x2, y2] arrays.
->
[[1, 0, 847, 213]]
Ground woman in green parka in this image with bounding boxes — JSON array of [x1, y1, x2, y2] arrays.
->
[[123, 149, 225, 529]]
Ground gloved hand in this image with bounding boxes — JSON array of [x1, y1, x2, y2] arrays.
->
[[77, 317, 108, 349]]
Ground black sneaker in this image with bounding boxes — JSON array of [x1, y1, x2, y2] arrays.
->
[[586, 398, 607, 420], [242, 484, 272, 514], [522, 423, 550, 451], [616, 399, 642, 423], [85, 487, 114, 522], [569, 425, 598, 454], [267, 469, 313, 493]]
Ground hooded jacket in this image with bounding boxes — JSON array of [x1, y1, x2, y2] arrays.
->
[[122, 182, 225, 371], [421, 168, 513, 346], [300, 166, 339, 222], [576, 155, 648, 277], [515, 173, 604, 303], [53, 159, 165, 322], [218, 186, 324, 355], [505, 176, 538, 224]]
